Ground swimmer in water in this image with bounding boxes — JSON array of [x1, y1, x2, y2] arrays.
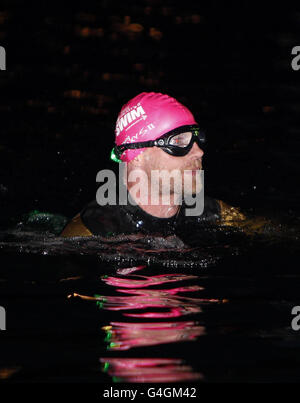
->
[[60, 92, 268, 238]]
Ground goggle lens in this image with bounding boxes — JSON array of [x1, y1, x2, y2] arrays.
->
[[169, 132, 193, 148]]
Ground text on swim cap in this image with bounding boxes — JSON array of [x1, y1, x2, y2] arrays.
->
[[116, 105, 146, 136]]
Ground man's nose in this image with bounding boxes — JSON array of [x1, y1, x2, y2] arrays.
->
[[190, 142, 204, 158]]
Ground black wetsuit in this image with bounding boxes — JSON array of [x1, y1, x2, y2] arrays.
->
[[80, 195, 221, 237]]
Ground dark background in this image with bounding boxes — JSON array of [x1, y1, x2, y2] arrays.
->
[[1, 2, 300, 387], [0, 1, 300, 226]]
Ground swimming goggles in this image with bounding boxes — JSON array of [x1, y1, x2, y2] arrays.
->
[[111, 125, 206, 163]]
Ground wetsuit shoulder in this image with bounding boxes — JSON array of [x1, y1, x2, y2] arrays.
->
[[181, 196, 246, 225], [60, 200, 122, 237], [217, 199, 246, 224], [182, 195, 221, 223], [60, 213, 93, 237], [217, 199, 275, 235], [203, 195, 222, 221], [80, 200, 124, 236]]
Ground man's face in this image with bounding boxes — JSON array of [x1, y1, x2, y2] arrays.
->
[[138, 141, 204, 197]]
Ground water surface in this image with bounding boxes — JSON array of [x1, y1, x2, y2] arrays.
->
[[0, 213, 300, 383]]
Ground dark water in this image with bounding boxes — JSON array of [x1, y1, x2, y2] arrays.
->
[[0, 214, 300, 383], [1, 1, 300, 384]]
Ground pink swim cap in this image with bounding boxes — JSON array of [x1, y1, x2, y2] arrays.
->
[[114, 92, 198, 162]]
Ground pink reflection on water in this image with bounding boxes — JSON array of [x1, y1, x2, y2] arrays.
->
[[117, 285, 204, 294], [100, 358, 203, 383], [72, 272, 225, 320], [70, 267, 224, 382], [98, 284, 222, 318], [124, 307, 199, 318], [103, 321, 205, 350], [102, 273, 198, 288]]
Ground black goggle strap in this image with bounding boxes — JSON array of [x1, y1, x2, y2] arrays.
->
[[111, 125, 205, 161]]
